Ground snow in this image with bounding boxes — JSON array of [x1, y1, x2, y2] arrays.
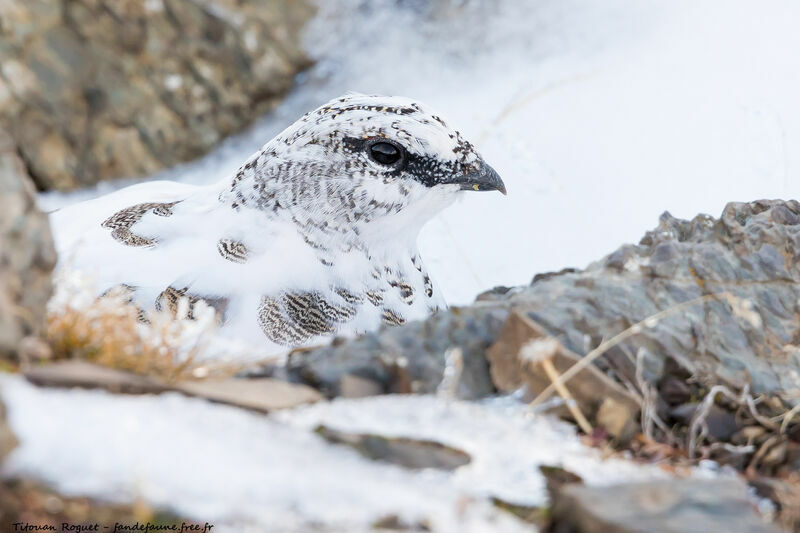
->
[[38, 0, 800, 305], [0, 374, 677, 532]]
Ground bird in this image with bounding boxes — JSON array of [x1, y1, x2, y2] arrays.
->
[[51, 93, 506, 353]]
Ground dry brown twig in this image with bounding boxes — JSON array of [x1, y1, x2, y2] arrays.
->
[[687, 383, 785, 460], [747, 434, 782, 473], [521, 338, 593, 434], [522, 290, 783, 456], [779, 403, 800, 434], [687, 384, 741, 458], [529, 293, 724, 410]]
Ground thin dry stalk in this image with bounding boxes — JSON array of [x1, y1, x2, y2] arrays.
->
[[748, 434, 782, 473], [706, 442, 756, 456], [635, 348, 672, 442], [742, 389, 780, 431], [521, 338, 593, 434], [687, 384, 740, 458], [541, 358, 593, 434], [780, 404, 800, 434], [530, 293, 723, 409], [477, 70, 603, 144], [687, 384, 782, 459]]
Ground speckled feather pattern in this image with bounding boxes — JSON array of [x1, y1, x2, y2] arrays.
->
[[58, 93, 502, 352]]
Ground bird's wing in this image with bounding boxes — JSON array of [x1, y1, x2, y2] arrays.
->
[[51, 180, 200, 258], [50, 178, 336, 346], [50, 180, 217, 295]]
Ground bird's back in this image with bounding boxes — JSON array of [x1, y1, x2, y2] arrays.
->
[[50, 177, 444, 352]]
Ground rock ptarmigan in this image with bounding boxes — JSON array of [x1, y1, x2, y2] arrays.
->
[[51, 93, 506, 352]]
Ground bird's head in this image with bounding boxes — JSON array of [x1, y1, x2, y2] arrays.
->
[[226, 93, 505, 243]]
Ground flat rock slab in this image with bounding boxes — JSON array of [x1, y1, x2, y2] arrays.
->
[[337, 373, 384, 398], [315, 426, 471, 471], [23, 360, 168, 394], [549, 478, 780, 533], [176, 378, 322, 413], [23, 361, 322, 412]]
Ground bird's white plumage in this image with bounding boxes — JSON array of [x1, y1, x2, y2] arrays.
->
[[51, 93, 504, 354]]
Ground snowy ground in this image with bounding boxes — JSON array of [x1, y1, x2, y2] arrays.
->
[[40, 0, 800, 305], [0, 374, 697, 532]]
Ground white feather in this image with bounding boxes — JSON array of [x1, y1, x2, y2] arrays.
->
[[51, 94, 501, 354]]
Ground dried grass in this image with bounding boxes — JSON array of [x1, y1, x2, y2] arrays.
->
[[45, 270, 263, 383]]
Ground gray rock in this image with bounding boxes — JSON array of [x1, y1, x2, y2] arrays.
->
[[286, 304, 509, 399], [0, 133, 56, 359], [337, 373, 384, 398], [315, 426, 471, 471], [175, 377, 322, 412], [288, 200, 800, 402], [0, 0, 314, 191], [506, 200, 800, 400], [24, 360, 322, 411], [24, 360, 170, 394], [548, 479, 780, 533]]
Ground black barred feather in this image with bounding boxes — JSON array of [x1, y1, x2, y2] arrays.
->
[[102, 202, 180, 247], [217, 238, 248, 263]]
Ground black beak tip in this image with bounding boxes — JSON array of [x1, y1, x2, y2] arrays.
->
[[469, 163, 506, 195]]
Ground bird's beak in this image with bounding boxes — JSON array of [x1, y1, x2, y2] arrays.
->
[[447, 161, 507, 195]]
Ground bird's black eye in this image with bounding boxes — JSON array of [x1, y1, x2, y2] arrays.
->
[[368, 141, 403, 166]]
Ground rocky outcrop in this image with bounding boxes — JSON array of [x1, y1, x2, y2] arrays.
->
[[0, 0, 313, 191], [0, 133, 56, 359], [548, 478, 780, 533], [501, 199, 800, 399], [289, 200, 800, 402]]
